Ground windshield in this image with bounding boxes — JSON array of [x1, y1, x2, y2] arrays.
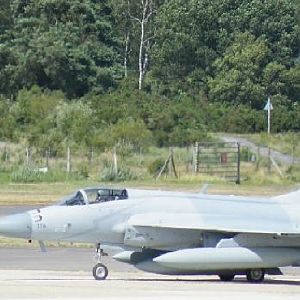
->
[[59, 188, 128, 206], [59, 191, 86, 206]]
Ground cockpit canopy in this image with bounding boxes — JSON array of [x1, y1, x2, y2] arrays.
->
[[59, 188, 128, 206]]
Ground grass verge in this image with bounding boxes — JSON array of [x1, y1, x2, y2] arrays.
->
[[0, 237, 93, 249]]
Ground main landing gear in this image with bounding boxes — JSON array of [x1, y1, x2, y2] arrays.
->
[[92, 243, 108, 280], [219, 268, 265, 283], [219, 274, 235, 282], [246, 268, 265, 283]]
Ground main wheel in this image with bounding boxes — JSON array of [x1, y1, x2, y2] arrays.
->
[[219, 274, 235, 282], [246, 268, 265, 283], [93, 263, 108, 280]]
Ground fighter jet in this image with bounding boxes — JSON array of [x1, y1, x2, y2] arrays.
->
[[1, 186, 300, 283]]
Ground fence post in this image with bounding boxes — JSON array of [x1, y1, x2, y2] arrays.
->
[[168, 147, 173, 177], [291, 138, 296, 165], [88, 146, 94, 165], [3, 146, 9, 161], [168, 147, 178, 178], [45, 148, 50, 168], [236, 143, 240, 184], [256, 145, 260, 171], [113, 146, 118, 175], [193, 142, 199, 173], [268, 147, 272, 174], [26, 147, 31, 167], [67, 146, 71, 173]]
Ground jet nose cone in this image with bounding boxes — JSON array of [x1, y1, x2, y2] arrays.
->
[[0, 213, 32, 239]]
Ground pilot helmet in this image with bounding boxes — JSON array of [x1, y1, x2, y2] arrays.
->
[[97, 190, 105, 197]]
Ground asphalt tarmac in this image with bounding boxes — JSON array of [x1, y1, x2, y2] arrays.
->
[[0, 248, 300, 299], [0, 205, 41, 216]]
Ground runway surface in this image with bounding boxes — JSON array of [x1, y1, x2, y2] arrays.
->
[[0, 248, 300, 299], [0, 205, 42, 216]]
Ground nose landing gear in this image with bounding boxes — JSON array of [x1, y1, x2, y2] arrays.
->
[[92, 243, 108, 280], [93, 263, 108, 280]]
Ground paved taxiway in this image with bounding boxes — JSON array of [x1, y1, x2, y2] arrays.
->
[[0, 248, 300, 299]]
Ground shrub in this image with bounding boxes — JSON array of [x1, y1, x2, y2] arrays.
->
[[100, 165, 138, 182], [104, 118, 153, 153], [10, 167, 84, 183], [286, 165, 300, 182], [240, 147, 254, 162], [78, 163, 89, 179], [148, 159, 165, 175], [11, 167, 43, 183]]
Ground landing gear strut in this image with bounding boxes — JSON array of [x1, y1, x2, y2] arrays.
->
[[92, 243, 108, 280], [219, 274, 235, 282]]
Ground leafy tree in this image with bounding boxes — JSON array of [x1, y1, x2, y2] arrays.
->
[[11, 86, 64, 144], [0, 97, 15, 140], [271, 101, 300, 132], [208, 33, 269, 108], [22, 98, 98, 153], [86, 86, 139, 127], [110, 0, 133, 78], [236, 0, 300, 65], [0, 0, 122, 97], [151, 0, 217, 91], [1, 0, 300, 144], [13, 86, 63, 128], [208, 30, 300, 109], [151, 0, 300, 97], [103, 118, 153, 152], [281, 64, 300, 102], [0, 0, 12, 36], [262, 62, 288, 97], [218, 104, 265, 133], [110, 0, 164, 90], [52, 100, 96, 147]]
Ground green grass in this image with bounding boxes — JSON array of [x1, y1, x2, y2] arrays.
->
[[0, 172, 10, 183], [0, 140, 299, 206], [245, 132, 300, 157], [0, 237, 94, 248], [0, 180, 103, 205], [0, 178, 295, 206]]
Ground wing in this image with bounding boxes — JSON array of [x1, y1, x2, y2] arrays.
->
[[127, 212, 298, 235]]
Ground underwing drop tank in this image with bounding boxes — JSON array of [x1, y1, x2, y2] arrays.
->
[[153, 247, 300, 271]]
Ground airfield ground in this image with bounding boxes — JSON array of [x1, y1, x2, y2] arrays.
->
[[0, 248, 300, 299]]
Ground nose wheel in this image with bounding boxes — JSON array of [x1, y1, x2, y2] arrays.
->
[[93, 263, 108, 280], [93, 243, 108, 280]]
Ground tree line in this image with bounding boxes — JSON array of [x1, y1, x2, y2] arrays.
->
[[0, 0, 299, 151]]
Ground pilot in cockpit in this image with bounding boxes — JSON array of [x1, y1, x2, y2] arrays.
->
[[96, 190, 106, 202]]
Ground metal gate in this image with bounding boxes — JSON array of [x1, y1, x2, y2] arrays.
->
[[193, 142, 240, 184]]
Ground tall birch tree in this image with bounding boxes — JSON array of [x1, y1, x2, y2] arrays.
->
[[127, 0, 156, 90]]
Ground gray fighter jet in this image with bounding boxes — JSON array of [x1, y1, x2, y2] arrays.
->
[[1, 187, 300, 282]]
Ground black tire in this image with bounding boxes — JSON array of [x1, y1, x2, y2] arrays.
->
[[219, 274, 235, 282], [246, 268, 265, 283], [93, 263, 108, 280]]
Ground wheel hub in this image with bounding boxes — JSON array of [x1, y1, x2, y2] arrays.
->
[[96, 266, 106, 278], [251, 269, 263, 280]]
